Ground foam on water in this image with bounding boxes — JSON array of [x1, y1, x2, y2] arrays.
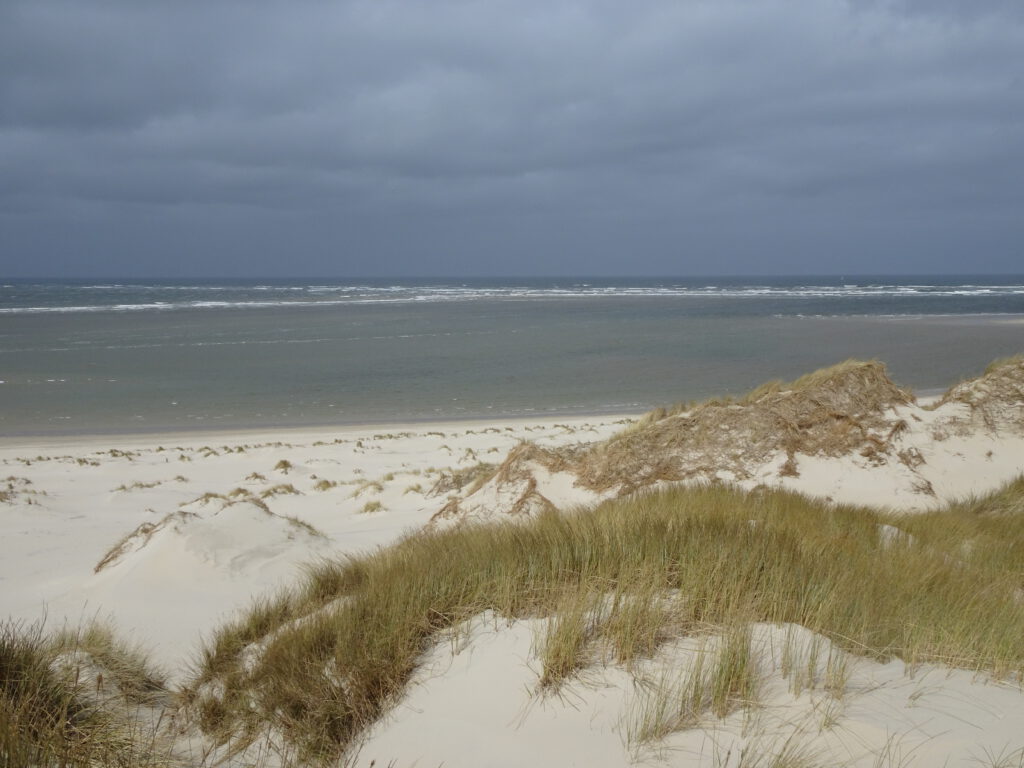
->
[[2, 278, 1024, 315]]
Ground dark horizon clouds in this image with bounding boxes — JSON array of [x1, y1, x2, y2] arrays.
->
[[1, 1, 1022, 277]]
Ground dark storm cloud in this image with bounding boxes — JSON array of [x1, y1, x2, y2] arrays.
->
[[1, 0, 1022, 276]]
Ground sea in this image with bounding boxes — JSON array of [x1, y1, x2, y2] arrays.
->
[[1, 277, 1023, 436]]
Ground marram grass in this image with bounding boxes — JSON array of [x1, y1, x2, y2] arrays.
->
[[0, 619, 171, 768], [188, 478, 1024, 763]]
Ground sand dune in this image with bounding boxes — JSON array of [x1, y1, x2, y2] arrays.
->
[[436, 358, 1024, 524], [2, 358, 1024, 767]]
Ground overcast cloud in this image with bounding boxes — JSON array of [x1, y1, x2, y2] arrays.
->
[[1, 0, 1022, 277]]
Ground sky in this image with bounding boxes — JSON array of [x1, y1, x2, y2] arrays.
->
[[1, 0, 1022, 278]]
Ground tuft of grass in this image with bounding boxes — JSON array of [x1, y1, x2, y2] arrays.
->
[[48, 622, 167, 705], [350, 481, 383, 498], [357, 500, 383, 514], [260, 483, 301, 499], [187, 478, 1024, 762], [181, 491, 226, 507], [282, 515, 326, 539], [426, 462, 497, 497], [1, 619, 171, 767], [625, 623, 760, 751], [312, 479, 336, 492], [538, 590, 604, 690], [274, 460, 294, 474]]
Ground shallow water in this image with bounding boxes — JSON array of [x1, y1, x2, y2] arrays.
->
[[1, 278, 1022, 435]]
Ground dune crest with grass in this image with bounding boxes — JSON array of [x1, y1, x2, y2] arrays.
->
[[435, 357, 1024, 523]]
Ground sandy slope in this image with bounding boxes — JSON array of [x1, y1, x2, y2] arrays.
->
[[355, 615, 1024, 768], [0, 416, 627, 677]]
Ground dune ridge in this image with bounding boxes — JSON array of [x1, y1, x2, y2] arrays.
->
[[435, 357, 1024, 524]]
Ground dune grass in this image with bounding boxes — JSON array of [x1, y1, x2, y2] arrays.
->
[[624, 622, 760, 750], [1, 619, 172, 767], [187, 477, 1024, 763]]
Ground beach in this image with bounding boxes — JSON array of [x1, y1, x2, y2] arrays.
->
[[0, 414, 631, 675], [3, 355, 1024, 766]]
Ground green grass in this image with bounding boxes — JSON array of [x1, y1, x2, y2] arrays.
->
[[188, 478, 1024, 763], [624, 622, 760, 751]]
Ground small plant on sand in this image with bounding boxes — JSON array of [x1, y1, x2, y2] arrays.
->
[[274, 459, 294, 474], [350, 481, 383, 498], [260, 483, 301, 499], [358, 500, 384, 514], [625, 624, 760, 750]]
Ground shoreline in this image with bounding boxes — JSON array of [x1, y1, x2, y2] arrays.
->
[[0, 410, 643, 450]]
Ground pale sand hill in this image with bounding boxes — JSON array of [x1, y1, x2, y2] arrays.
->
[[0, 416, 627, 677], [357, 617, 1024, 768], [435, 357, 1024, 524], [2, 358, 1024, 767]]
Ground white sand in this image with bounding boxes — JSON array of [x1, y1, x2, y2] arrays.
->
[[3, 402, 1023, 766], [0, 416, 626, 676], [356, 616, 1024, 768]]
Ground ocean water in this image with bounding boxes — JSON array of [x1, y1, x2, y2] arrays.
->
[[1, 277, 1023, 435]]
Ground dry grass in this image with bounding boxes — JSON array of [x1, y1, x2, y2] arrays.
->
[[187, 477, 1024, 763], [260, 484, 301, 499], [1, 619, 173, 767], [426, 462, 498, 498], [350, 480, 383, 498], [93, 511, 197, 573], [450, 360, 917, 516], [936, 355, 1024, 433]]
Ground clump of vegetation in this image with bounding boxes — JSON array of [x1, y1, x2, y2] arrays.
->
[[181, 491, 227, 507], [260, 484, 301, 499], [427, 461, 497, 498], [274, 460, 294, 474], [518, 360, 915, 495], [358, 500, 384, 514], [282, 516, 326, 539], [935, 355, 1024, 433], [312, 479, 337, 492], [187, 477, 1024, 763], [350, 480, 383, 498], [112, 479, 162, 492], [624, 623, 760, 751], [1, 619, 172, 767], [94, 511, 197, 573]]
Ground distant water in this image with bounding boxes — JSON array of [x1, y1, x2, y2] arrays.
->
[[2, 277, 1023, 435]]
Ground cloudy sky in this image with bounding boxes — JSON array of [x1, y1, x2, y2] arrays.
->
[[1, 0, 1022, 278]]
